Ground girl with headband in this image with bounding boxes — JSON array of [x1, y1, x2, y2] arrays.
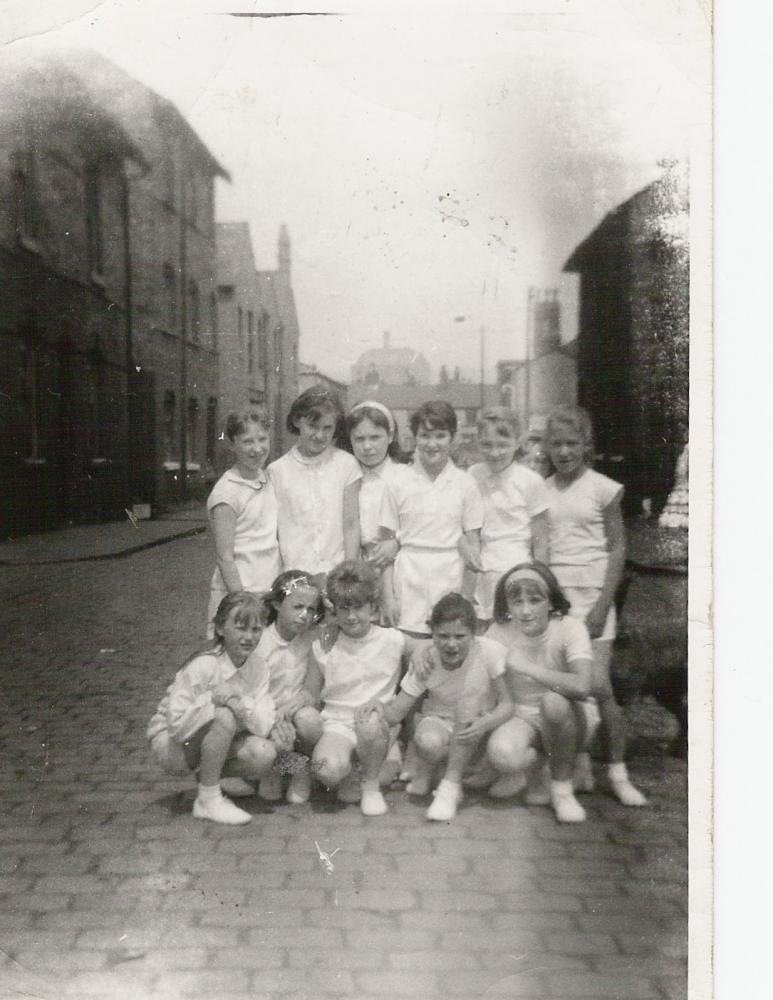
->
[[484, 561, 599, 823]]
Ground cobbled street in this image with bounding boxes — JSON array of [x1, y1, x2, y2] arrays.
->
[[0, 529, 687, 1000]]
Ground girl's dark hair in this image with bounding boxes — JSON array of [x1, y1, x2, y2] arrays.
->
[[326, 560, 379, 608], [341, 404, 406, 462], [286, 387, 344, 436], [409, 400, 457, 437], [212, 591, 268, 638], [224, 408, 272, 441], [492, 561, 571, 623], [263, 570, 324, 625], [428, 592, 477, 633]]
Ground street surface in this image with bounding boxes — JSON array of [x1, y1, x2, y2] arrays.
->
[[0, 529, 687, 1000]]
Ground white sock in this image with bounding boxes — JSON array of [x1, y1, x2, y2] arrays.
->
[[197, 783, 221, 802], [608, 762, 629, 783], [550, 779, 574, 798]]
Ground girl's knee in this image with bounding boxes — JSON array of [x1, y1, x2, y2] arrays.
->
[[150, 734, 190, 777], [294, 707, 323, 744], [414, 724, 449, 763], [487, 728, 531, 773], [212, 705, 240, 735], [312, 745, 352, 788], [355, 714, 389, 747], [541, 691, 573, 724], [239, 737, 276, 778]]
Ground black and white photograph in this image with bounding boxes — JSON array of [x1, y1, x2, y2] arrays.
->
[[0, 2, 710, 998]]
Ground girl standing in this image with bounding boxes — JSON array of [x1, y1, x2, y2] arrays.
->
[[147, 592, 292, 825], [267, 388, 361, 587], [256, 571, 326, 804], [380, 400, 484, 636], [206, 409, 280, 638], [344, 401, 410, 574], [543, 405, 646, 806], [468, 407, 549, 625]]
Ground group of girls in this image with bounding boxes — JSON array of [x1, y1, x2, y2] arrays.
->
[[148, 386, 647, 826]]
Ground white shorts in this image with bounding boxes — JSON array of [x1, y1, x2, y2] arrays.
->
[[321, 711, 399, 749], [562, 586, 617, 641], [393, 546, 465, 635], [513, 698, 601, 745]]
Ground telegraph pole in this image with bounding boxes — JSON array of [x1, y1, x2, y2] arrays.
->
[[178, 160, 188, 501]]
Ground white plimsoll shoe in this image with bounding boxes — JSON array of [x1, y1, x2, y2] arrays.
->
[[573, 752, 596, 793], [550, 783, 586, 824], [258, 772, 283, 801], [193, 792, 252, 825], [220, 777, 255, 798], [286, 767, 311, 804], [610, 778, 648, 807], [360, 785, 388, 816], [426, 780, 462, 822], [488, 772, 527, 799]]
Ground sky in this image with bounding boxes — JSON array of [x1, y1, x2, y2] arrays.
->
[[3, 0, 710, 383]]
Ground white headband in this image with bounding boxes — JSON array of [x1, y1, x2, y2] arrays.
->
[[503, 566, 550, 595], [349, 400, 396, 434]]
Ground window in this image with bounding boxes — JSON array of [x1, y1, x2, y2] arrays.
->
[[187, 397, 199, 458], [206, 397, 217, 466], [247, 310, 254, 374], [84, 164, 103, 275], [209, 292, 218, 348], [11, 149, 40, 244], [188, 281, 200, 342], [163, 390, 176, 460], [163, 264, 177, 332]]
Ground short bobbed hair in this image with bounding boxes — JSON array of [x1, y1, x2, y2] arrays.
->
[[342, 404, 404, 461], [224, 408, 272, 441], [428, 592, 477, 634], [263, 570, 325, 625], [492, 561, 571, 623], [409, 400, 457, 437], [544, 405, 595, 463], [286, 387, 344, 436], [326, 560, 379, 609]]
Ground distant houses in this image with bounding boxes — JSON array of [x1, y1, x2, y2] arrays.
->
[[0, 50, 300, 536]]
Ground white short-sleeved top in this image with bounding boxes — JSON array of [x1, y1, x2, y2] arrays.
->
[[257, 622, 314, 711], [544, 468, 623, 589], [486, 616, 592, 709], [469, 461, 549, 572], [401, 635, 506, 721], [207, 468, 280, 592], [312, 625, 405, 719], [358, 458, 414, 548], [267, 446, 361, 575], [379, 459, 484, 550], [146, 648, 276, 744]]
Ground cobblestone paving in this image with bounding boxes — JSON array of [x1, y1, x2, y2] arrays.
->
[[0, 533, 687, 1000]]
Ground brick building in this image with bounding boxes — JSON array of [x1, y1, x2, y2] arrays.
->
[[563, 167, 689, 512], [496, 342, 577, 434], [0, 57, 145, 535], [0, 50, 233, 536]]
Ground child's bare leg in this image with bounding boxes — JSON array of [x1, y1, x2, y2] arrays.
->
[[540, 692, 585, 823], [355, 713, 391, 816], [224, 735, 277, 781], [312, 732, 354, 790], [293, 707, 324, 751], [283, 707, 323, 804], [591, 639, 647, 806], [410, 717, 450, 794], [486, 718, 538, 797], [189, 708, 252, 825]]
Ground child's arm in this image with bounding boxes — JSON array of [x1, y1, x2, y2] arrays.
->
[[220, 656, 277, 737], [506, 648, 591, 701], [530, 510, 549, 564], [381, 689, 419, 727], [210, 504, 244, 592], [453, 676, 514, 745], [342, 481, 361, 561], [380, 561, 399, 627], [302, 655, 324, 707], [586, 494, 626, 638], [166, 659, 220, 742], [459, 528, 483, 573]]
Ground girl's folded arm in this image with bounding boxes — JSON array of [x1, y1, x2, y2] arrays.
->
[[303, 656, 324, 707], [382, 689, 417, 727], [506, 651, 592, 700], [483, 675, 515, 732], [342, 481, 361, 561], [165, 662, 217, 742]]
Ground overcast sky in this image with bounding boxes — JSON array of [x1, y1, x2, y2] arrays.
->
[[5, 0, 709, 383]]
